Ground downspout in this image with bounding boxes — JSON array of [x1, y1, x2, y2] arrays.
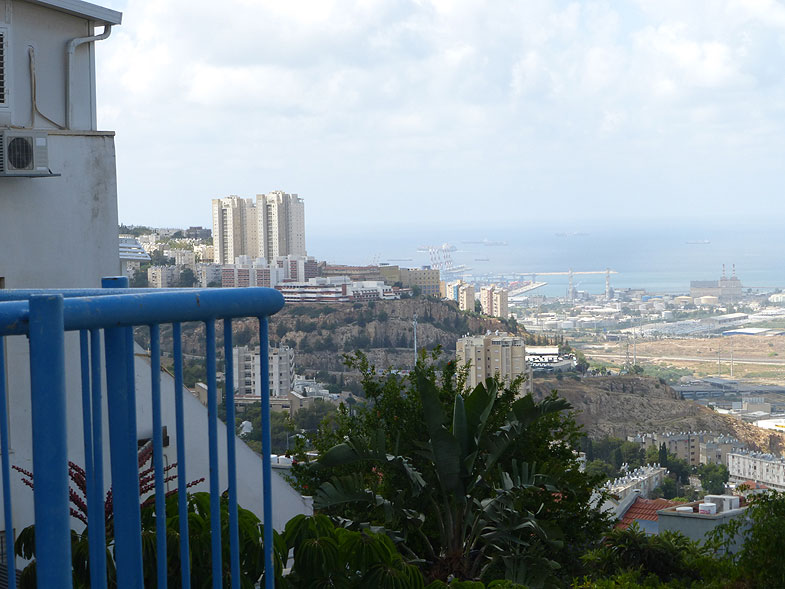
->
[[65, 24, 112, 130]]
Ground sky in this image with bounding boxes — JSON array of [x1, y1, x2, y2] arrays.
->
[[97, 0, 785, 232]]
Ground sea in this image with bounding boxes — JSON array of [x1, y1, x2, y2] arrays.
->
[[309, 221, 785, 299]]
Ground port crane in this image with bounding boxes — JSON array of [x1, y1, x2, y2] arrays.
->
[[508, 268, 618, 300]]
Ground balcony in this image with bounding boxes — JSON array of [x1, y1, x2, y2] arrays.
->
[[0, 278, 286, 588]]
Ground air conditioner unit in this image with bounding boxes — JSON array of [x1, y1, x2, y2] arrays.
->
[[0, 129, 58, 177]]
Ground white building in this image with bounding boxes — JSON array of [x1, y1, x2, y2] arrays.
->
[[458, 284, 475, 312], [233, 345, 295, 398], [604, 464, 668, 500], [456, 332, 526, 389], [258, 191, 306, 260], [196, 263, 222, 287], [212, 191, 307, 264], [728, 451, 785, 492], [147, 265, 179, 288], [212, 196, 257, 264], [480, 285, 509, 319]]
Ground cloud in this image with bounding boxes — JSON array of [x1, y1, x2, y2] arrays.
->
[[96, 0, 785, 228]]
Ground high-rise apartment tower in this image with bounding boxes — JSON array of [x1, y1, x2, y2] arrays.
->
[[212, 191, 306, 264]]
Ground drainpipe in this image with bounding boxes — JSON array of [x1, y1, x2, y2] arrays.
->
[[65, 24, 112, 129]]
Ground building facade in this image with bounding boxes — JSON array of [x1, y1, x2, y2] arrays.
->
[[458, 283, 475, 312], [480, 285, 509, 319], [728, 451, 785, 492], [212, 196, 257, 264], [456, 332, 526, 389], [233, 345, 296, 399]]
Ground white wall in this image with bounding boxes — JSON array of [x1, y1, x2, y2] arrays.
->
[[3, 0, 98, 130]]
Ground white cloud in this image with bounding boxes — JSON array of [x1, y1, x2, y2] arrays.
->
[[95, 0, 785, 228]]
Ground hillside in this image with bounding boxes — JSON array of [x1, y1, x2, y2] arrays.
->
[[533, 375, 785, 454], [171, 297, 520, 376]]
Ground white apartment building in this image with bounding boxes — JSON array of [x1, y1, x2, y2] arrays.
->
[[196, 263, 222, 287], [728, 451, 785, 491], [233, 345, 295, 398], [212, 191, 307, 265], [458, 284, 476, 312], [167, 248, 196, 267], [273, 254, 318, 283], [258, 191, 306, 260], [456, 332, 526, 389], [147, 265, 180, 288], [212, 196, 257, 264], [480, 285, 509, 319]]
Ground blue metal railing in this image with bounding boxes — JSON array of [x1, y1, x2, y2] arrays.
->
[[0, 278, 284, 588]]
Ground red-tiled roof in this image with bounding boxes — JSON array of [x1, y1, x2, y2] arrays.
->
[[616, 497, 682, 530]]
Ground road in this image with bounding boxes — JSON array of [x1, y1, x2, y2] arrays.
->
[[586, 352, 785, 367]]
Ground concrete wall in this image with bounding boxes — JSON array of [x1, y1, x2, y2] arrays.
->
[[2, 0, 99, 130], [0, 133, 120, 287]]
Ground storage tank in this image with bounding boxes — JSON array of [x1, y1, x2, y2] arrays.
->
[[699, 502, 717, 515]]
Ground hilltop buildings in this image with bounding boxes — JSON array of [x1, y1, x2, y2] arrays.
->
[[212, 191, 306, 264]]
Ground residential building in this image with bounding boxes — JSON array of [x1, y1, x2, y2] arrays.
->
[[212, 191, 307, 264], [480, 285, 509, 319], [273, 254, 318, 283], [196, 263, 222, 287], [458, 283, 476, 312], [604, 465, 668, 501], [379, 265, 441, 297], [456, 332, 526, 389], [212, 196, 257, 264], [233, 345, 295, 398], [257, 191, 306, 260], [168, 248, 196, 267], [657, 497, 747, 548], [147, 265, 180, 288], [616, 497, 681, 535], [728, 451, 785, 491], [194, 243, 215, 263]]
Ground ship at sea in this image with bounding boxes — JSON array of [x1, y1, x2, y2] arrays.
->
[[685, 240, 711, 245]]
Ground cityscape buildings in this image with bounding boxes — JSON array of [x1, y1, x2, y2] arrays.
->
[[212, 191, 306, 264]]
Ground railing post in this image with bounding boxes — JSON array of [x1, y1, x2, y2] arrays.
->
[[102, 277, 144, 587], [0, 337, 16, 589], [259, 317, 274, 589], [28, 294, 72, 589]]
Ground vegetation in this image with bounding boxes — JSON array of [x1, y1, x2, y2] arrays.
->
[[293, 352, 610, 586]]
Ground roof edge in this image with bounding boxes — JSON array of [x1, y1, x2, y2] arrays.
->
[[22, 0, 122, 25]]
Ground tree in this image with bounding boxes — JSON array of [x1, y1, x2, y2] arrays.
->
[[697, 463, 729, 495], [659, 442, 668, 466], [709, 490, 785, 587], [130, 267, 149, 288], [178, 267, 198, 287], [294, 399, 338, 433], [295, 354, 610, 585]]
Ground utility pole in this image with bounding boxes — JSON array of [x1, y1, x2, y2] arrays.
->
[[730, 338, 734, 378], [413, 313, 418, 369], [717, 347, 721, 377]]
